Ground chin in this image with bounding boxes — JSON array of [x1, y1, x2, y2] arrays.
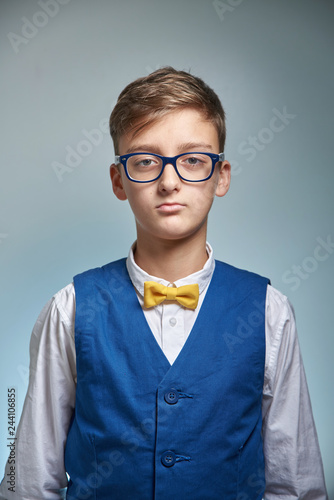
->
[[159, 227, 201, 242]]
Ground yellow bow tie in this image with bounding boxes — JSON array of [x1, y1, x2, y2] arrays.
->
[[144, 281, 199, 310]]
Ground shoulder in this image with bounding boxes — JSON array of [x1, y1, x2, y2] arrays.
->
[[29, 283, 76, 357], [264, 285, 299, 388], [52, 283, 76, 326], [266, 284, 296, 333], [214, 259, 270, 287], [214, 260, 293, 317], [32, 283, 76, 334], [73, 258, 128, 287]]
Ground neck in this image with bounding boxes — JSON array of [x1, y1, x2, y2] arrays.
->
[[134, 231, 208, 283]]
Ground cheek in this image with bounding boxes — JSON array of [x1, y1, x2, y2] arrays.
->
[[193, 185, 217, 209], [126, 188, 152, 216]]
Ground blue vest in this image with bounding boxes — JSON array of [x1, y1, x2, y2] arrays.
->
[[65, 259, 269, 499]]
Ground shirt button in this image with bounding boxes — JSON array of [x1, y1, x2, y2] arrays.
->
[[169, 317, 177, 327], [164, 389, 179, 405], [161, 450, 176, 467]]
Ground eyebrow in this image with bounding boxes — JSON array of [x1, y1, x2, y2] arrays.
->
[[125, 142, 215, 155]]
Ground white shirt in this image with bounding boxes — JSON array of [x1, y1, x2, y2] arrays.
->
[[0, 244, 328, 499]]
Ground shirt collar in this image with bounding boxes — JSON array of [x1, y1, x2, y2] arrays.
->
[[126, 241, 215, 298]]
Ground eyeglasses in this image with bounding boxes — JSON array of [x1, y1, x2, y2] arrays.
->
[[115, 152, 225, 183]]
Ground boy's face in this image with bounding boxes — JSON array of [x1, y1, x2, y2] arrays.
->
[[110, 108, 230, 245]]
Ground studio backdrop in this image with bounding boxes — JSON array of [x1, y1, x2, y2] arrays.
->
[[0, 0, 333, 494]]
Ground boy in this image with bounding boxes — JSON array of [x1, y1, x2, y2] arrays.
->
[[0, 67, 328, 499]]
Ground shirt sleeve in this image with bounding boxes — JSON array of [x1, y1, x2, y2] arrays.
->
[[262, 285, 328, 499], [0, 284, 77, 500]]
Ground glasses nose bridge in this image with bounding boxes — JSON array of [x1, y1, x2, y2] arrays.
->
[[161, 155, 179, 178]]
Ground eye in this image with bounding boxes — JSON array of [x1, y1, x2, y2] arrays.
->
[[136, 158, 154, 167], [131, 155, 160, 168], [180, 154, 208, 168], [185, 156, 201, 165]]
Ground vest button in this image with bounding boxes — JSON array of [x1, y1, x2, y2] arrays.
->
[[164, 389, 179, 405], [161, 450, 176, 467]]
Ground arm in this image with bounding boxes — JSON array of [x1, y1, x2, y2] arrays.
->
[[262, 286, 328, 499], [0, 284, 76, 500]]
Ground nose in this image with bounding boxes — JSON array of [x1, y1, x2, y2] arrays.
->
[[158, 162, 181, 192]]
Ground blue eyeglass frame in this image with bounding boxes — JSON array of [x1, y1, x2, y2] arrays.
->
[[114, 152, 225, 183]]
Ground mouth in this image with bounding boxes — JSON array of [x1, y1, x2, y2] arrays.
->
[[156, 202, 185, 213]]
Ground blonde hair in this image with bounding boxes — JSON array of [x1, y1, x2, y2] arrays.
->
[[109, 67, 226, 154]]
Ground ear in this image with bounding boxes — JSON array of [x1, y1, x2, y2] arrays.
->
[[110, 164, 128, 201], [215, 160, 231, 198]]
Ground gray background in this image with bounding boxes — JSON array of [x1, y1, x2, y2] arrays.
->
[[0, 0, 333, 494]]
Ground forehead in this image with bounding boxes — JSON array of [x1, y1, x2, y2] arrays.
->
[[118, 108, 219, 154]]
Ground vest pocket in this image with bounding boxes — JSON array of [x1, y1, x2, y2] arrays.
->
[[65, 434, 97, 500], [237, 440, 266, 499], [91, 435, 130, 499]]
